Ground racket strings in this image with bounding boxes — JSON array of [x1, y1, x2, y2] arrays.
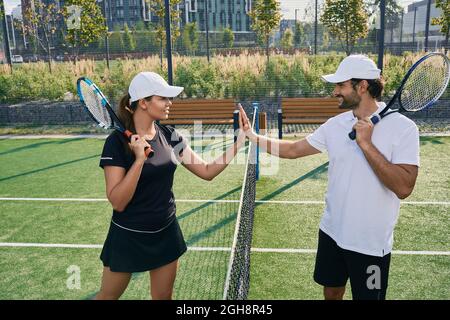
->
[[79, 81, 112, 128], [400, 55, 450, 112]]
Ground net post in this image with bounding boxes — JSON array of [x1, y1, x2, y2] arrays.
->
[[233, 109, 239, 143], [252, 102, 260, 181]]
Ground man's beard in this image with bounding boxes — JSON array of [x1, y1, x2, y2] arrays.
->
[[337, 93, 361, 110]]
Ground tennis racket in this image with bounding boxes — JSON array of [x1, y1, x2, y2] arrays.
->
[[349, 52, 450, 140], [77, 77, 153, 157]]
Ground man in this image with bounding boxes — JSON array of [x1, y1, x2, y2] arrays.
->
[[238, 55, 420, 300]]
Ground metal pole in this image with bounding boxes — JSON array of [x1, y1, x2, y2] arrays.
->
[[9, 16, 16, 49], [424, 0, 431, 52], [378, 0, 385, 71], [412, 6, 417, 47], [0, 0, 12, 67], [314, 0, 318, 54], [205, 0, 210, 62], [103, 0, 110, 69], [399, 10, 403, 53], [164, 0, 173, 84]]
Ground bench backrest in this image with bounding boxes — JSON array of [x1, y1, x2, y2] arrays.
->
[[160, 99, 237, 125], [280, 97, 345, 123]]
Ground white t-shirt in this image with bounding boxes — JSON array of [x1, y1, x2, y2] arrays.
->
[[306, 102, 420, 257]]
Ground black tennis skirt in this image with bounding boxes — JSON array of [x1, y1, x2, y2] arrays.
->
[[100, 218, 187, 273]]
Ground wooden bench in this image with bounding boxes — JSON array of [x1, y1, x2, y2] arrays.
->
[[160, 98, 238, 126], [277, 97, 345, 138]]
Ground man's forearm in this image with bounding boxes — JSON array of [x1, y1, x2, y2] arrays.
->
[[248, 133, 295, 158], [359, 142, 416, 199]]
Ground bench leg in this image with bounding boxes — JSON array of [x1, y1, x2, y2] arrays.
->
[[277, 109, 283, 139]]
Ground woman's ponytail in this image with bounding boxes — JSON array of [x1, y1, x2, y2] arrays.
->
[[117, 93, 137, 133]]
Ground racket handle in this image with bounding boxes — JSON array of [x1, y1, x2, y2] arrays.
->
[[347, 115, 381, 140], [348, 130, 357, 140], [144, 146, 153, 158], [124, 130, 153, 158]]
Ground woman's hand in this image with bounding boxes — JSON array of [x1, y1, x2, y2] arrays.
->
[[238, 104, 256, 142], [129, 135, 151, 162]]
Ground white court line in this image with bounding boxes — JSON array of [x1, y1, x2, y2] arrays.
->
[[251, 248, 450, 255], [0, 197, 239, 203], [0, 197, 449, 205], [0, 242, 103, 249], [0, 242, 449, 255], [0, 197, 108, 202]]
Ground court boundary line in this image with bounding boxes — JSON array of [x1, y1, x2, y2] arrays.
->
[[0, 242, 448, 255], [1, 132, 449, 140], [0, 197, 449, 206]]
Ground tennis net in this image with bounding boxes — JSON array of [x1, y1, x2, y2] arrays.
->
[[222, 107, 258, 300]]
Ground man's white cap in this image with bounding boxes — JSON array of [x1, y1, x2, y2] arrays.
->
[[321, 55, 381, 83], [129, 71, 184, 102]]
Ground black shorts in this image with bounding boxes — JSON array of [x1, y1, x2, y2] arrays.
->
[[100, 218, 187, 273], [313, 229, 391, 300]]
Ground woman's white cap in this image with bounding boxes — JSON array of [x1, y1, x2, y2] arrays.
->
[[322, 55, 381, 83], [129, 72, 184, 102]]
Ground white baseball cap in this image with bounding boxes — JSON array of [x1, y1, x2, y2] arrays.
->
[[321, 55, 381, 83], [129, 71, 184, 102]]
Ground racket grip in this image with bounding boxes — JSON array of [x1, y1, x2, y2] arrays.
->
[[144, 146, 153, 158], [124, 130, 153, 158], [347, 115, 381, 140], [348, 130, 357, 140]]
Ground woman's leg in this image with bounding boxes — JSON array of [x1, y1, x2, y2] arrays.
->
[[94, 267, 132, 300], [149, 259, 178, 300]]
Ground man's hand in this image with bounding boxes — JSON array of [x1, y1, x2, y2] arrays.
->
[[238, 104, 256, 141], [353, 117, 374, 149]]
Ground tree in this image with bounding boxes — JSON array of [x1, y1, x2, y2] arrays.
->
[[431, 0, 449, 53], [22, 1, 62, 72], [303, 22, 313, 47], [110, 25, 124, 54], [249, 0, 282, 62], [62, 0, 107, 63], [321, 0, 369, 55], [370, 0, 403, 43], [134, 21, 146, 32], [123, 23, 136, 52], [182, 22, 199, 55], [294, 22, 304, 48], [322, 30, 330, 50], [223, 28, 234, 48], [280, 28, 294, 51], [135, 23, 156, 53], [148, 0, 182, 66]]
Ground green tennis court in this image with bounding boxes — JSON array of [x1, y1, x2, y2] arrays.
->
[[0, 135, 448, 299]]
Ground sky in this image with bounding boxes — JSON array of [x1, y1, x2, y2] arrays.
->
[[4, 0, 418, 17]]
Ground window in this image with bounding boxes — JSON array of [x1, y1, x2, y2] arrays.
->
[[142, 0, 151, 21], [189, 0, 198, 12], [245, 0, 251, 13]]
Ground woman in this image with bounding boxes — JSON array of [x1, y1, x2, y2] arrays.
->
[[95, 72, 245, 300]]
